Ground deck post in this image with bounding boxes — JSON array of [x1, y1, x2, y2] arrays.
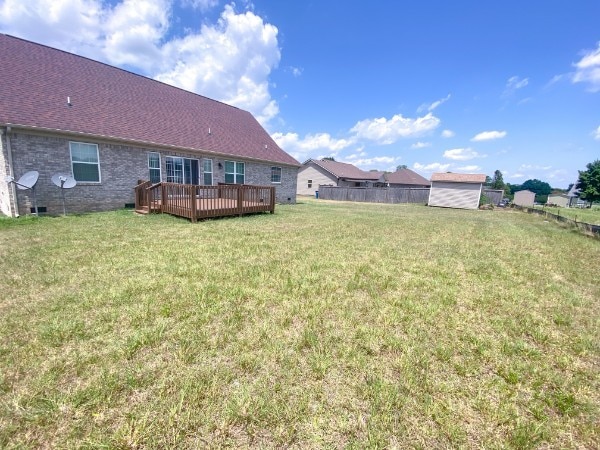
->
[[270, 187, 275, 213], [190, 185, 197, 223], [237, 185, 244, 216]]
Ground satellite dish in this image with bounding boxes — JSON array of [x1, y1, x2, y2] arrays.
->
[[51, 173, 77, 189], [16, 171, 39, 190], [51, 173, 77, 215], [7, 171, 40, 215]]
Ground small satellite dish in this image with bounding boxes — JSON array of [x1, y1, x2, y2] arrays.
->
[[16, 171, 39, 190], [51, 173, 77, 215], [51, 173, 77, 189]]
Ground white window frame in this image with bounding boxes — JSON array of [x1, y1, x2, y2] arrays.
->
[[148, 152, 161, 183], [271, 166, 282, 184], [165, 156, 199, 184], [224, 160, 245, 184], [69, 141, 101, 183], [203, 159, 213, 185]]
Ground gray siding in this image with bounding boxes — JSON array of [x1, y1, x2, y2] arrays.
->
[[297, 164, 337, 196], [4, 130, 297, 216], [428, 181, 482, 210]]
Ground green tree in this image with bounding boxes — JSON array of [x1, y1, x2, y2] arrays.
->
[[521, 179, 552, 203], [576, 159, 600, 203], [396, 164, 408, 171], [321, 156, 336, 161], [490, 170, 506, 191]]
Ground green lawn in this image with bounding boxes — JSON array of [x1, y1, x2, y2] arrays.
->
[[533, 205, 600, 226], [1, 199, 598, 448]]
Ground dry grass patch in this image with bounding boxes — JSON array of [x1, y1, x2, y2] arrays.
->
[[0, 200, 598, 448]]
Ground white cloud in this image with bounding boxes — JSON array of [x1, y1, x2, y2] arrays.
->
[[518, 164, 552, 171], [593, 125, 600, 140], [441, 129, 455, 138], [443, 148, 484, 161], [0, 1, 282, 125], [417, 94, 451, 113], [504, 76, 529, 96], [471, 130, 507, 141], [350, 113, 440, 145], [572, 42, 600, 92], [104, 0, 170, 72], [455, 165, 481, 172], [155, 4, 281, 124], [411, 141, 431, 149], [290, 66, 303, 77], [271, 132, 354, 158], [413, 162, 451, 172], [344, 156, 400, 168], [509, 173, 525, 179], [181, 0, 219, 10]]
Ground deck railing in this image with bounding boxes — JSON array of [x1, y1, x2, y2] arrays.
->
[[134, 181, 275, 222]]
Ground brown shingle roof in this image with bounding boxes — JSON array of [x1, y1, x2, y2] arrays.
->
[[307, 159, 383, 181], [431, 172, 487, 183], [385, 168, 430, 186], [0, 34, 299, 166]]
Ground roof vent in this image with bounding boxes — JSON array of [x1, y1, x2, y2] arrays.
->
[[67, 96, 72, 107], [208, 127, 212, 135]]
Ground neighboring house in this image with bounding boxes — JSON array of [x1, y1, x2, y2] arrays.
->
[[384, 168, 430, 188], [513, 190, 536, 207], [297, 159, 385, 196], [428, 172, 487, 210], [0, 34, 299, 217], [547, 194, 569, 208], [566, 183, 589, 207]]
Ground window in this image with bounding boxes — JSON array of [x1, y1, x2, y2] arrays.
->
[[70, 142, 100, 182], [271, 166, 282, 184], [148, 152, 161, 183], [166, 156, 199, 184], [203, 159, 213, 185], [224, 161, 245, 184], [308, 179, 313, 188]]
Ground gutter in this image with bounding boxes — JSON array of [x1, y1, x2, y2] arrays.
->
[[2, 126, 18, 217]]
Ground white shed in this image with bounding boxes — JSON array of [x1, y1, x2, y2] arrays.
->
[[547, 194, 569, 208], [514, 190, 535, 207], [428, 173, 486, 210]]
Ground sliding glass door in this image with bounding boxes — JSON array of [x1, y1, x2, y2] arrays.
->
[[166, 157, 199, 185]]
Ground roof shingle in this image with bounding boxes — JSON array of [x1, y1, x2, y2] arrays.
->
[[0, 34, 299, 166], [306, 159, 383, 180], [385, 168, 430, 186]]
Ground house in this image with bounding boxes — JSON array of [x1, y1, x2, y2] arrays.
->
[[384, 168, 430, 188], [297, 159, 385, 196], [547, 194, 569, 208], [428, 172, 487, 210], [0, 34, 299, 217], [513, 190, 535, 207]]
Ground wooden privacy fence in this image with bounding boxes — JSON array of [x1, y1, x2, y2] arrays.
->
[[317, 186, 505, 206], [318, 186, 430, 204], [134, 181, 275, 222]]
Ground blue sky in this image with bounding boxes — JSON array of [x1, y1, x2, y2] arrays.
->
[[1, 0, 598, 187]]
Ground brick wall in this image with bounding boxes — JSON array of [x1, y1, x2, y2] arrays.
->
[[5, 130, 298, 215]]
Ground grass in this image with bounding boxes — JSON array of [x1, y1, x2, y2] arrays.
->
[[533, 205, 600, 225], [1, 199, 598, 448]]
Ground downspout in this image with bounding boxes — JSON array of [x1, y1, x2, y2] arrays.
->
[[3, 126, 19, 217]]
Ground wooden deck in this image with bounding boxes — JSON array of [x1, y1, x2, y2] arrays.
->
[[134, 181, 275, 222]]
